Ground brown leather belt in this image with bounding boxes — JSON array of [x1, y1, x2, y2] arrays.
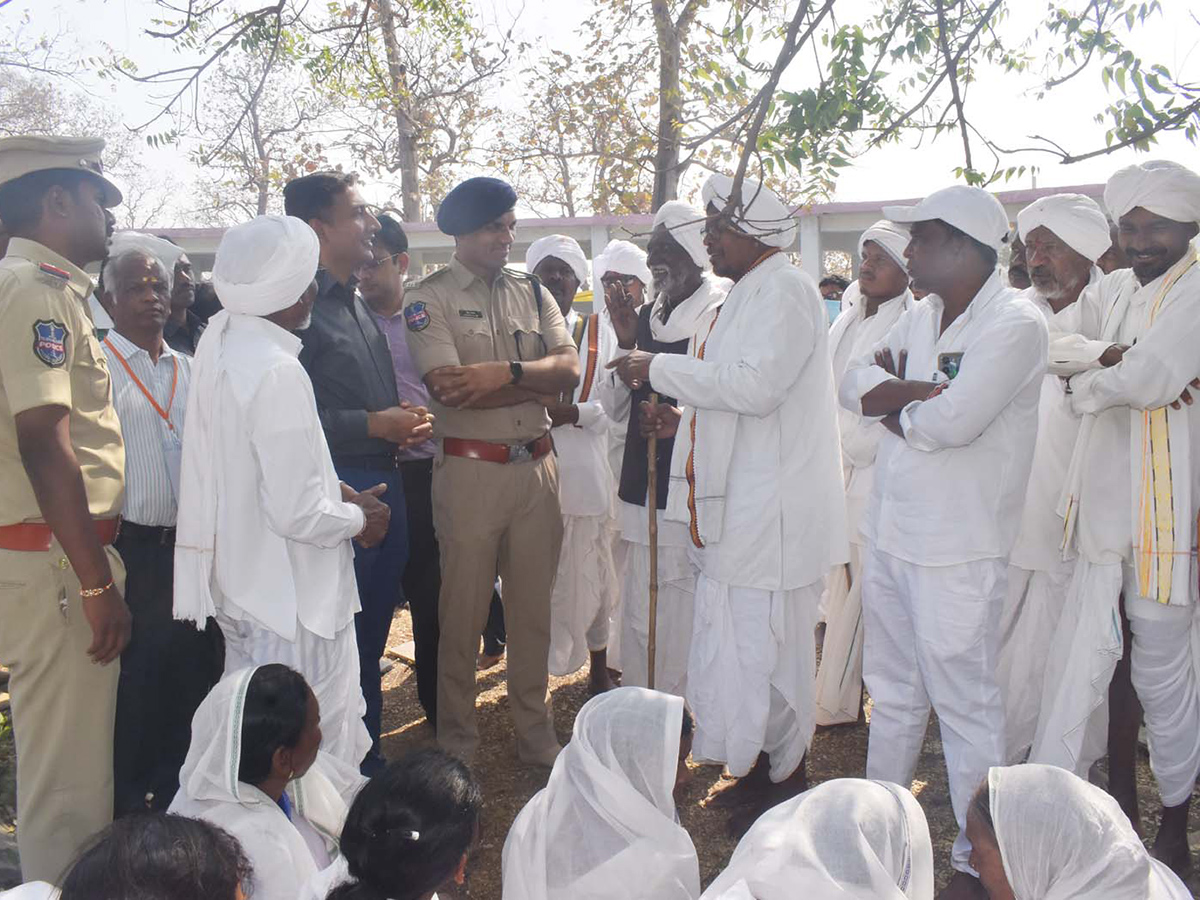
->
[[0, 518, 120, 552], [443, 434, 554, 465]]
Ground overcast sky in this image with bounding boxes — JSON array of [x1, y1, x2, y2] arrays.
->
[[16, 0, 1200, 215]]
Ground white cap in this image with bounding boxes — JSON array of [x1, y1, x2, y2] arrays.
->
[[883, 185, 1010, 251]]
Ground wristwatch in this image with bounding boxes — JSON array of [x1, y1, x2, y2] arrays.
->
[[509, 361, 524, 384]]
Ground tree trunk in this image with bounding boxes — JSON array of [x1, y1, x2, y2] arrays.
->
[[651, 11, 683, 211], [374, 0, 421, 221]]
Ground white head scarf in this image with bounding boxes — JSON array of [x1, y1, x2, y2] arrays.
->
[[170, 667, 363, 900], [1104, 160, 1200, 225], [988, 765, 1191, 900], [103, 231, 184, 292], [858, 220, 910, 271], [700, 173, 797, 250], [1017, 194, 1112, 263], [700, 779, 934, 900], [526, 234, 590, 290], [502, 686, 700, 900], [595, 239, 652, 288], [213, 215, 320, 316], [653, 200, 710, 270]]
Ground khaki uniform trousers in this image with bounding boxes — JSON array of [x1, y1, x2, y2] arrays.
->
[[433, 451, 563, 764], [0, 540, 123, 884]]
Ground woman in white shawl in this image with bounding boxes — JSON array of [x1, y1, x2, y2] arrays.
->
[[169, 665, 366, 900], [966, 765, 1191, 899], [700, 778, 934, 900], [502, 686, 700, 900]]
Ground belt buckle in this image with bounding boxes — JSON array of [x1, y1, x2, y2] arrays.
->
[[508, 443, 533, 463]]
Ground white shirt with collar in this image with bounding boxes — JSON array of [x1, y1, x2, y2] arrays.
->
[[840, 273, 1048, 567], [103, 329, 190, 528], [182, 314, 363, 642], [828, 282, 915, 541]]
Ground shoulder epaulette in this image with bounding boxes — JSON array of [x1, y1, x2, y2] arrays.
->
[[406, 267, 452, 289]]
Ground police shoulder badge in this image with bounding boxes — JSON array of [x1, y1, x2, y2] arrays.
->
[[404, 301, 431, 332], [32, 319, 69, 368]]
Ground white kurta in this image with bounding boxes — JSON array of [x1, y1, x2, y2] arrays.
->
[[651, 253, 848, 778], [599, 277, 726, 696], [1031, 257, 1200, 804], [548, 310, 619, 676], [174, 314, 370, 765], [840, 274, 1047, 872], [816, 283, 914, 726], [997, 278, 1096, 762]]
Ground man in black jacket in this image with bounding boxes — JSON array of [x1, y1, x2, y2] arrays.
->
[[285, 172, 433, 774]]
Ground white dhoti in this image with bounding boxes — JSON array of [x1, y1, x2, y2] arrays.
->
[[607, 524, 627, 670], [686, 574, 818, 782], [814, 543, 864, 726], [996, 563, 1073, 762], [619, 541, 696, 697], [548, 514, 619, 677], [1029, 559, 1123, 777], [861, 547, 1007, 872], [217, 613, 370, 767], [1126, 589, 1200, 807]]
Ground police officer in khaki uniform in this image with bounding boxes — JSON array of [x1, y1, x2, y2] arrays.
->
[[0, 136, 130, 882], [405, 177, 580, 766]]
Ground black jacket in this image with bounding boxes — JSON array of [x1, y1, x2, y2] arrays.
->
[[298, 270, 401, 464]]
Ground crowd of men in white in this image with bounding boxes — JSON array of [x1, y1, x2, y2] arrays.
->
[[5, 155, 1200, 900]]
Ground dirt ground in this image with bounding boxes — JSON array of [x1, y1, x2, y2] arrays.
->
[[0, 606, 1195, 895], [378, 608, 1200, 900]]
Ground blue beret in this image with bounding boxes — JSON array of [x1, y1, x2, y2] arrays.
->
[[436, 176, 517, 236]]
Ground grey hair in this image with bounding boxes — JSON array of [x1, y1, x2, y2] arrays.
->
[[101, 248, 172, 298]]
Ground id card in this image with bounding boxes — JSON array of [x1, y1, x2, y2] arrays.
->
[[937, 352, 964, 381]]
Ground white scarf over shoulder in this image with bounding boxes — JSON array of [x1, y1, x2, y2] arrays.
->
[[700, 779, 934, 900], [502, 687, 699, 900], [989, 765, 1190, 899]]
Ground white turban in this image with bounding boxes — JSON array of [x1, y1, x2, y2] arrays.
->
[[104, 231, 184, 292], [700, 173, 797, 250], [1016, 193, 1112, 263], [213, 215, 320, 316], [652, 200, 710, 270], [857, 220, 910, 271], [1104, 160, 1200, 225], [525, 234, 590, 290], [595, 239, 651, 287]]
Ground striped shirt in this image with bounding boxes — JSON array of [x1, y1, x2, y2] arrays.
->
[[103, 330, 191, 526]]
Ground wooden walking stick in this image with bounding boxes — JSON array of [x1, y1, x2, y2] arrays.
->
[[646, 392, 660, 690]]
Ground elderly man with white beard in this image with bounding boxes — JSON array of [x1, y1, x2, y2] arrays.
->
[[1030, 160, 1200, 873], [174, 215, 391, 767], [600, 201, 726, 699], [610, 175, 847, 834], [815, 220, 914, 728], [994, 194, 1111, 769]]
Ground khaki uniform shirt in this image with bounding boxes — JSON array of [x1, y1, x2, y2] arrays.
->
[[0, 237, 124, 525], [404, 256, 574, 443]]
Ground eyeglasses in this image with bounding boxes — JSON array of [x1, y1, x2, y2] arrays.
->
[[365, 252, 403, 271], [600, 274, 641, 287]]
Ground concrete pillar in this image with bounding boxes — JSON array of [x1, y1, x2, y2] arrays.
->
[[799, 215, 822, 278]]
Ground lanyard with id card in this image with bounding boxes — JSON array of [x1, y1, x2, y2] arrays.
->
[[937, 351, 964, 381]]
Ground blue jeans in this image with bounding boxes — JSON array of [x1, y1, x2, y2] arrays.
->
[[338, 466, 408, 772]]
